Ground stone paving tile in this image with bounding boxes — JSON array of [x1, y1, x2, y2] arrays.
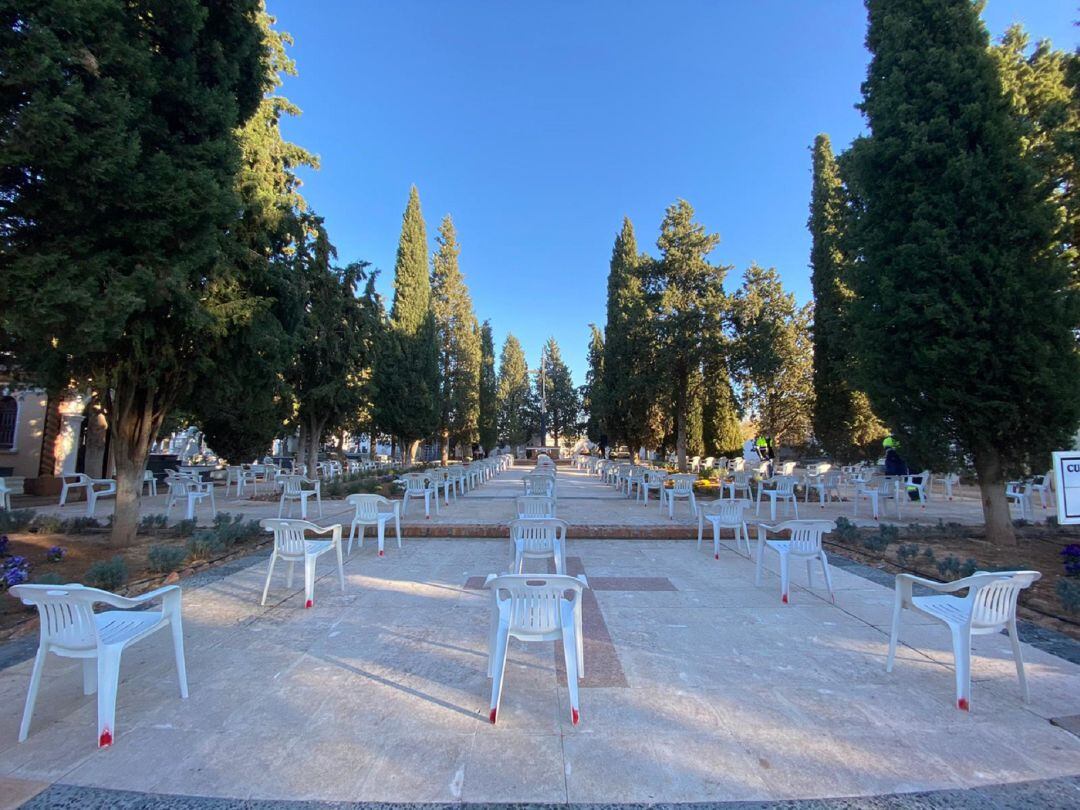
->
[[0, 468, 1078, 806]]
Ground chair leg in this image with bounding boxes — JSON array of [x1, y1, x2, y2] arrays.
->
[[488, 624, 510, 723], [951, 628, 972, 710], [697, 513, 703, 548], [303, 554, 316, 608], [886, 595, 902, 672], [754, 540, 766, 586], [317, 490, 323, 518], [806, 558, 813, 589], [96, 650, 121, 748], [779, 552, 790, 604], [792, 497, 798, 519], [278, 495, 285, 518], [561, 610, 581, 725], [347, 521, 358, 555], [713, 521, 721, 560], [82, 659, 97, 695], [336, 541, 345, 592], [1008, 618, 1029, 702], [261, 552, 277, 606], [286, 560, 295, 589], [171, 616, 189, 699], [18, 648, 47, 742], [820, 551, 835, 602], [377, 521, 385, 557]]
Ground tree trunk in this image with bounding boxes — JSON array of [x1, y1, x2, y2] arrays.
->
[[296, 422, 308, 471], [973, 446, 1017, 546], [675, 380, 688, 473], [107, 381, 166, 548], [440, 429, 449, 464], [408, 439, 421, 464]]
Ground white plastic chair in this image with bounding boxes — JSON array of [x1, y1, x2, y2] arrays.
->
[[345, 493, 401, 556], [854, 475, 900, 520], [1005, 481, 1032, 520], [429, 468, 454, 505], [400, 472, 438, 518], [667, 474, 698, 519], [806, 470, 842, 507], [509, 518, 567, 574], [903, 470, 931, 507], [10, 583, 187, 748], [0, 477, 13, 510], [697, 499, 750, 557], [142, 469, 158, 497], [165, 472, 216, 520], [754, 520, 835, 604], [224, 465, 243, 497], [485, 573, 587, 725], [689, 456, 701, 473], [58, 473, 117, 517], [259, 519, 344, 608], [641, 469, 668, 507], [887, 570, 1041, 711], [756, 475, 799, 521], [931, 472, 960, 500], [1029, 471, 1052, 509], [278, 474, 322, 519], [723, 471, 754, 501], [523, 472, 556, 499], [516, 495, 556, 520]]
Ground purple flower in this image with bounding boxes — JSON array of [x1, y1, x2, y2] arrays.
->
[[1, 555, 29, 589], [0, 535, 8, 556], [1063, 544, 1080, 578], [46, 546, 65, 563]]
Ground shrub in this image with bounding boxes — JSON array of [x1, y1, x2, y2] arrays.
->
[[45, 546, 65, 563], [897, 543, 919, 564], [30, 514, 63, 534], [0, 509, 35, 533], [936, 556, 961, 579], [62, 516, 102, 534], [958, 558, 979, 578], [140, 514, 169, 532], [1, 556, 30, 589], [172, 519, 197, 538], [33, 572, 64, 585], [1046, 515, 1059, 527], [1057, 579, 1080, 614], [833, 516, 860, 544], [148, 545, 187, 574], [185, 531, 223, 561], [84, 556, 128, 591], [922, 547, 937, 564], [1062, 544, 1080, 578], [863, 523, 898, 553]]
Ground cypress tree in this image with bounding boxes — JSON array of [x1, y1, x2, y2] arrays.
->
[[603, 218, 663, 455], [847, 0, 1080, 546], [539, 338, 578, 446], [432, 215, 481, 461], [809, 134, 884, 460], [478, 321, 498, 452], [582, 324, 606, 442], [497, 334, 531, 448], [651, 200, 728, 471], [0, 0, 264, 546], [374, 186, 439, 460], [702, 363, 744, 458]]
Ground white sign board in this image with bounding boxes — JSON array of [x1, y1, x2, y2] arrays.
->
[[1053, 450, 1080, 525]]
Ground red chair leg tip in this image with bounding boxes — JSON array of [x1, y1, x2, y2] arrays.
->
[[489, 708, 497, 724], [781, 593, 788, 604], [305, 599, 313, 608], [98, 729, 112, 748], [958, 698, 970, 711], [571, 708, 580, 725], [378, 550, 384, 557]]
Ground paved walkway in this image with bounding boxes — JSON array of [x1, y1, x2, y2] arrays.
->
[[22, 463, 1039, 532], [0, 529, 1077, 805]]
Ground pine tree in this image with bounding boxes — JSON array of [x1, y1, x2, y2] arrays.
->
[[497, 334, 531, 448], [846, 0, 1080, 546], [809, 134, 885, 461], [538, 338, 579, 445], [478, 321, 498, 452], [432, 215, 481, 461], [0, 0, 264, 546], [702, 362, 744, 457], [582, 324, 606, 442], [650, 200, 728, 471], [730, 264, 814, 452], [373, 186, 439, 459], [603, 218, 663, 455]]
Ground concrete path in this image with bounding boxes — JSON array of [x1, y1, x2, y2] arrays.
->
[[0, 532, 1076, 804]]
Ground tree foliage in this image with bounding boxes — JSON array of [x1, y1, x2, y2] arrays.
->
[[478, 320, 498, 452], [730, 264, 814, 450], [0, 0, 265, 545], [809, 133, 885, 461], [845, 0, 1080, 545], [534, 338, 578, 445], [432, 215, 481, 459], [582, 324, 605, 442], [497, 334, 531, 447]]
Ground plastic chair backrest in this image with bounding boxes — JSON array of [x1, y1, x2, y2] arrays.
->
[[733, 471, 752, 486], [969, 571, 1041, 630], [346, 493, 389, 520], [646, 469, 668, 485], [488, 574, 585, 635], [510, 518, 566, 554], [280, 475, 306, 496], [260, 519, 313, 555], [10, 584, 103, 652], [524, 474, 554, 497], [774, 520, 832, 553], [403, 473, 429, 492], [671, 474, 696, 494], [516, 496, 555, 519], [706, 500, 745, 525], [774, 476, 797, 495]]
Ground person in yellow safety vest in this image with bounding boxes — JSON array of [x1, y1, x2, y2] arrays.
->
[[883, 435, 899, 450]]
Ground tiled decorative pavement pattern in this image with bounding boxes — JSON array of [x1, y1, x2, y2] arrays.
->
[[0, 531, 1077, 807]]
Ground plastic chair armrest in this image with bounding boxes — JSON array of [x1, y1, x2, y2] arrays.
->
[[96, 584, 181, 610]]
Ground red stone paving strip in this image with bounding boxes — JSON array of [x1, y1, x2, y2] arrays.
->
[[464, 557, 676, 688], [404, 524, 704, 539]]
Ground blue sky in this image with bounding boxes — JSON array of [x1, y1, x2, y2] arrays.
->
[[271, 0, 1077, 383]]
